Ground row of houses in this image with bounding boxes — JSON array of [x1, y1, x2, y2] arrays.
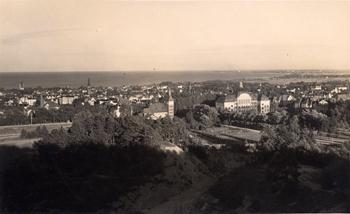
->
[[215, 89, 350, 114], [17, 95, 79, 107]]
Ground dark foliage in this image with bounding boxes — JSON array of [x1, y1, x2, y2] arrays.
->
[[3, 143, 165, 212], [20, 126, 49, 139], [184, 104, 220, 130], [2, 111, 173, 212]]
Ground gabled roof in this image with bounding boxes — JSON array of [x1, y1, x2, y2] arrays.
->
[[257, 94, 269, 101], [216, 94, 237, 103], [143, 103, 167, 114]]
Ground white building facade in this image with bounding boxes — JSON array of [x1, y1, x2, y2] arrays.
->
[[216, 92, 270, 114]]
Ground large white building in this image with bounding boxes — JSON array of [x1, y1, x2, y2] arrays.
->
[[216, 92, 270, 114], [59, 95, 77, 105], [19, 96, 37, 106]]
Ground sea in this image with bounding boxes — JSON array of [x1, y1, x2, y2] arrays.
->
[[0, 71, 279, 89]]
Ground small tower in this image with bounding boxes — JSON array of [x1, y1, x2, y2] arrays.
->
[[167, 89, 174, 119], [87, 78, 91, 95], [239, 81, 244, 89], [19, 81, 24, 91], [40, 94, 45, 108]]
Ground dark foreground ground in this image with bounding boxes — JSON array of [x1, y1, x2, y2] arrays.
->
[[0, 139, 349, 213]]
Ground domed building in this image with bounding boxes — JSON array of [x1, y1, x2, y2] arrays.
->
[[216, 92, 270, 114]]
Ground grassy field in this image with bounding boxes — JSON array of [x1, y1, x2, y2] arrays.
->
[[197, 125, 262, 143], [0, 136, 39, 148], [0, 122, 72, 148], [197, 125, 350, 149], [0, 122, 72, 135]]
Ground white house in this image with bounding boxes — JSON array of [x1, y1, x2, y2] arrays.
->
[[59, 95, 77, 105], [19, 96, 37, 106]]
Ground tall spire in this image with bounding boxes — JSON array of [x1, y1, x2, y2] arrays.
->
[[40, 93, 45, 108], [168, 88, 173, 101], [167, 88, 174, 119], [239, 81, 244, 89]]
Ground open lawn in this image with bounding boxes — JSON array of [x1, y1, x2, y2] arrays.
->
[[0, 122, 71, 135], [0, 136, 38, 148], [0, 122, 72, 148], [196, 125, 350, 150], [198, 125, 262, 143]]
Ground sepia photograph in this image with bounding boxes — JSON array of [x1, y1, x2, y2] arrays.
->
[[0, 0, 350, 213]]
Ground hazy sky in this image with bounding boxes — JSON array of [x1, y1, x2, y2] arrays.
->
[[1, 0, 350, 72]]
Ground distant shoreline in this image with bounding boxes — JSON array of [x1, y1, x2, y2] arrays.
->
[[1, 70, 350, 89], [1, 69, 350, 73]]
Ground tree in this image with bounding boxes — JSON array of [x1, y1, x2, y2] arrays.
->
[[300, 110, 328, 131], [189, 104, 220, 129], [185, 111, 199, 129]]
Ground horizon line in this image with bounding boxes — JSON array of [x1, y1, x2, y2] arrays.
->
[[1, 69, 350, 73]]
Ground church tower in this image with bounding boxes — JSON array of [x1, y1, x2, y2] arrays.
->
[[87, 78, 91, 95], [239, 81, 244, 89], [167, 89, 174, 119], [40, 93, 45, 108]]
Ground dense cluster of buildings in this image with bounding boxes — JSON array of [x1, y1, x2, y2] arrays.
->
[[143, 90, 174, 120], [1, 78, 350, 122], [0, 79, 180, 121]]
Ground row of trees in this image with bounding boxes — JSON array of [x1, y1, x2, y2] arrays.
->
[[0, 104, 113, 126], [175, 93, 216, 111], [5, 111, 191, 211], [20, 126, 49, 139], [216, 103, 350, 133], [256, 113, 350, 202]]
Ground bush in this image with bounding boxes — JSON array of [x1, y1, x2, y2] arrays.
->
[[20, 126, 49, 139]]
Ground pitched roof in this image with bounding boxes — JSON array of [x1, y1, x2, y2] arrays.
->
[[257, 94, 269, 101], [143, 103, 168, 114], [216, 94, 237, 103]]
